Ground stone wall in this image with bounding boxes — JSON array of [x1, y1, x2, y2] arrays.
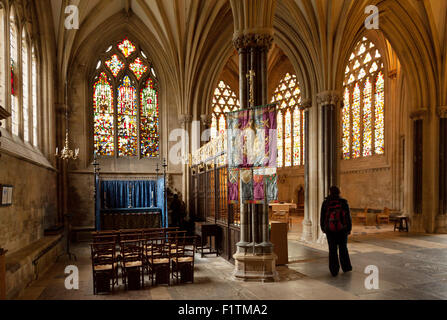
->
[[0, 153, 58, 254], [340, 167, 393, 210], [277, 167, 305, 204]]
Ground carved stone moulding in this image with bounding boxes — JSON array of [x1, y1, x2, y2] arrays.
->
[[316, 91, 341, 107], [200, 114, 213, 126], [178, 114, 193, 126], [437, 106, 447, 119], [410, 108, 429, 120], [233, 32, 274, 51], [300, 98, 312, 111]]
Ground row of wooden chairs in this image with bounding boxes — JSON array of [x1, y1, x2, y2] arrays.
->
[[357, 207, 391, 225], [90, 228, 197, 294]]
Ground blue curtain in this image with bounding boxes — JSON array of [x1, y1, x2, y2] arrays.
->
[[157, 178, 167, 228], [100, 180, 157, 210]]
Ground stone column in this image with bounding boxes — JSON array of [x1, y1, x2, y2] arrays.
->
[[436, 106, 447, 233], [409, 109, 426, 231], [232, 33, 277, 281], [179, 114, 193, 214], [317, 91, 340, 196], [300, 99, 313, 242]]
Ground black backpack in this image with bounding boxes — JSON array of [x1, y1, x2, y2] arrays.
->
[[324, 199, 347, 233]]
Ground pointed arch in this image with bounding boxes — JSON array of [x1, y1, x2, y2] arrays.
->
[[92, 37, 160, 158], [342, 37, 386, 160]]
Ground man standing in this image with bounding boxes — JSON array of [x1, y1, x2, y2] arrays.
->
[[320, 186, 353, 277]]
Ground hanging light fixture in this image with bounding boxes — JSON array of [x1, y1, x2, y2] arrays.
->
[[55, 81, 79, 160]]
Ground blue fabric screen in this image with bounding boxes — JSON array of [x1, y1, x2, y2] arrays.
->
[[100, 180, 157, 209]]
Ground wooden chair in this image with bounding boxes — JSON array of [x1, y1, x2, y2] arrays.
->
[[146, 238, 171, 286], [172, 236, 197, 284], [90, 242, 119, 294], [93, 234, 117, 243], [120, 239, 145, 290], [357, 208, 368, 224], [377, 207, 390, 225]]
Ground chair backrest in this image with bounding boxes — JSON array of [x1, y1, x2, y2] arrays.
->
[[121, 239, 143, 263], [120, 232, 142, 242], [383, 207, 390, 215], [91, 242, 116, 267], [146, 238, 169, 262], [93, 234, 117, 243]]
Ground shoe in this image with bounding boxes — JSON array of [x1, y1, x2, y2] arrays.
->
[[343, 267, 352, 273]]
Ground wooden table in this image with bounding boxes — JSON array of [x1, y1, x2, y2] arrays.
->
[[269, 203, 298, 212], [195, 222, 219, 258]]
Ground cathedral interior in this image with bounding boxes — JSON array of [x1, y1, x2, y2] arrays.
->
[[0, 0, 447, 302]]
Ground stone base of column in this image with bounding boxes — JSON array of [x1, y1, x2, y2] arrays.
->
[[301, 219, 313, 242], [435, 215, 447, 233], [411, 214, 425, 233], [232, 252, 278, 282]]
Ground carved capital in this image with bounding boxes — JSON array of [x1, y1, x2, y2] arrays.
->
[[178, 114, 193, 127], [233, 33, 274, 51], [410, 108, 429, 120], [438, 106, 447, 118], [200, 114, 213, 126], [316, 91, 341, 107], [300, 98, 312, 111]]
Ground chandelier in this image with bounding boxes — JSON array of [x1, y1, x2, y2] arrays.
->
[[56, 129, 79, 160], [55, 81, 79, 161]]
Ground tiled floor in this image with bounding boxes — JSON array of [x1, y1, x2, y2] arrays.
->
[[17, 230, 447, 300]]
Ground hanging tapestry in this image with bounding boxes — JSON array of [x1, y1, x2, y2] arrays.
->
[[265, 168, 278, 202], [253, 168, 265, 201], [240, 168, 253, 201], [228, 168, 239, 202], [227, 104, 277, 168]]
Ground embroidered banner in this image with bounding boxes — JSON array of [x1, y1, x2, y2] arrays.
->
[[226, 105, 278, 204], [227, 104, 277, 169]]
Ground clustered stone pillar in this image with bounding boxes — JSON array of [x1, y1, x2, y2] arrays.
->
[[232, 33, 277, 281], [179, 114, 193, 211], [301, 99, 313, 242], [317, 91, 340, 197]]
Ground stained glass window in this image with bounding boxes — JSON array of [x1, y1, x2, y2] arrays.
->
[[93, 72, 114, 156], [0, 7, 4, 124], [10, 11, 18, 136], [130, 58, 148, 80], [105, 54, 124, 77], [140, 78, 159, 157], [375, 72, 385, 154], [32, 48, 38, 147], [22, 30, 29, 142], [117, 76, 138, 156], [93, 38, 160, 158], [210, 80, 240, 140], [118, 38, 136, 58], [342, 37, 385, 160], [271, 73, 304, 167]]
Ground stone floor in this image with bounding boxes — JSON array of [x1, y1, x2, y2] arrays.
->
[[16, 230, 447, 300]]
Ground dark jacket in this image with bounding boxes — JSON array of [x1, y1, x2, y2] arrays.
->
[[320, 196, 352, 234]]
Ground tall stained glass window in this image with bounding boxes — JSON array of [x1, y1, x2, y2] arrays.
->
[[271, 73, 305, 167], [32, 47, 38, 146], [0, 7, 5, 121], [342, 37, 386, 160], [93, 38, 159, 158], [93, 73, 114, 155], [140, 78, 159, 157], [210, 80, 240, 140], [22, 29, 29, 142], [10, 9, 18, 136]]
